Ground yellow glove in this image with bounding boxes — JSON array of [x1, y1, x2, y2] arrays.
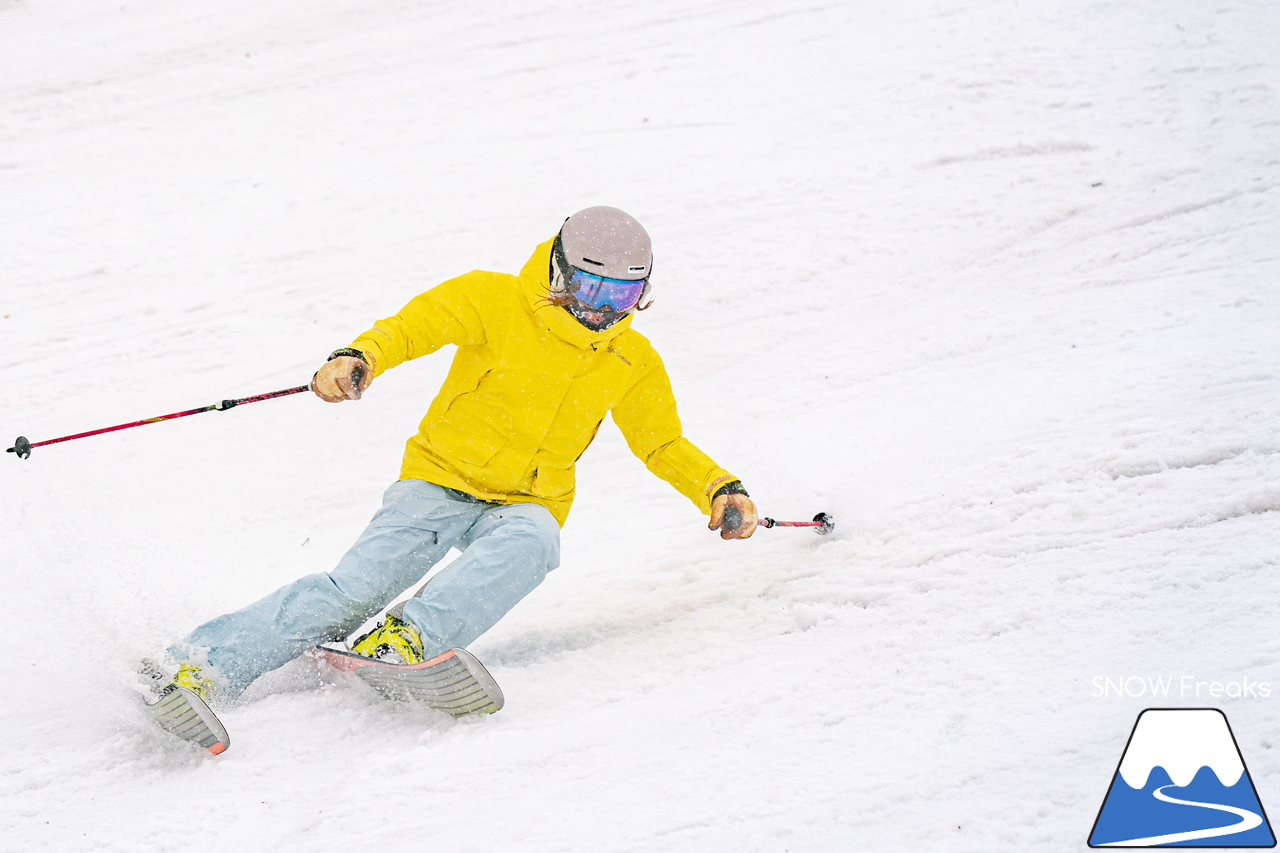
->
[[709, 490, 758, 540], [312, 351, 373, 402]]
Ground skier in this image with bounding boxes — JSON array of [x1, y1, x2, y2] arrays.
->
[[156, 206, 759, 702]]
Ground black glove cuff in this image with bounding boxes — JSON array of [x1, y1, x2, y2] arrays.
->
[[328, 347, 369, 365], [712, 480, 749, 500]]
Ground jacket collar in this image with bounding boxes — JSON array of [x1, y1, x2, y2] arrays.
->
[[518, 235, 635, 349]]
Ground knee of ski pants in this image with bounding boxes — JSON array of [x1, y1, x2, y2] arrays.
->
[[273, 572, 388, 638]]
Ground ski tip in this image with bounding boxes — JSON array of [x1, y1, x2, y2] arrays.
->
[[451, 647, 505, 713], [150, 686, 230, 756]]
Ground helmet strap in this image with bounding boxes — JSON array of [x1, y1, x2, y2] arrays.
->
[[635, 280, 653, 311], [548, 235, 577, 303]]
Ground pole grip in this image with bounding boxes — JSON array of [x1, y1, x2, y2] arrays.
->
[[722, 506, 743, 532], [350, 365, 365, 400]]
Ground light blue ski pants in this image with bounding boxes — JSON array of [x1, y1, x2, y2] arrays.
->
[[176, 479, 560, 697]]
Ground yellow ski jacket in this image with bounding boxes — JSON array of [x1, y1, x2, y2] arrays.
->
[[349, 236, 736, 526]]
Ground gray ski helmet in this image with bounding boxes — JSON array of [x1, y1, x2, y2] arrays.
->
[[559, 206, 652, 282]]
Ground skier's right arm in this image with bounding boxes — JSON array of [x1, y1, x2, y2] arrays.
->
[[312, 275, 489, 403]]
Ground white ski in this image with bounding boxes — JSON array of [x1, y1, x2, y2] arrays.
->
[[313, 646, 504, 716], [148, 686, 230, 755]]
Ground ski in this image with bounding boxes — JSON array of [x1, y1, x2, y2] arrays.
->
[[313, 646, 504, 716], [147, 686, 230, 755]]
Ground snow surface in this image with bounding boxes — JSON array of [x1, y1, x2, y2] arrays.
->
[[2, 0, 1280, 850]]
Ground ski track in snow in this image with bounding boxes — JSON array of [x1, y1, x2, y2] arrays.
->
[[2, 1, 1279, 850]]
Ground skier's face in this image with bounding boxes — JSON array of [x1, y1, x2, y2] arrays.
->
[[564, 296, 627, 331], [549, 238, 647, 331]]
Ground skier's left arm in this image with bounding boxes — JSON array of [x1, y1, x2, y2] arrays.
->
[[612, 361, 758, 540]]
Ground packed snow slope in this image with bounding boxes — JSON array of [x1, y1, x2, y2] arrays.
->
[[3, 1, 1279, 850]]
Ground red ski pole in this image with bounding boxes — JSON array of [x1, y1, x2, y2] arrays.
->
[[722, 509, 835, 535], [758, 513, 835, 533], [6, 381, 321, 459]]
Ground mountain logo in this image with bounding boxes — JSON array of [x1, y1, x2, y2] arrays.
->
[[1089, 708, 1275, 847]]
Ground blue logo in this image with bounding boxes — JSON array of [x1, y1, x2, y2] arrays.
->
[[1089, 708, 1275, 847]]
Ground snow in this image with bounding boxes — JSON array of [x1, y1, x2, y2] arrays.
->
[[2, 0, 1279, 849]]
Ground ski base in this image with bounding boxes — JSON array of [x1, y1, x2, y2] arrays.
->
[[314, 646, 504, 716], [148, 686, 230, 755]]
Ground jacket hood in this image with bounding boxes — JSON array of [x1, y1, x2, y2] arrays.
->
[[518, 236, 635, 349]]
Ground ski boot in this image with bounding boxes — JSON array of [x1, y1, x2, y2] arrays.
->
[[350, 614, 425, 665]]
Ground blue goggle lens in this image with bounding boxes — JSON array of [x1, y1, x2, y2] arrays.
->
[[569, 270, 647, 312]]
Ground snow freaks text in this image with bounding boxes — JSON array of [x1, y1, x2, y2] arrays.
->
[[1092, 677, 1272, 700]]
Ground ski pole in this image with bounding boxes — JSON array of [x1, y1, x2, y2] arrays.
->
[[6, 382, 315, 460], [722, 509, 835, 535]]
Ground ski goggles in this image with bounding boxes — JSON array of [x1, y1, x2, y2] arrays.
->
[[567, 269, 647, 312]]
